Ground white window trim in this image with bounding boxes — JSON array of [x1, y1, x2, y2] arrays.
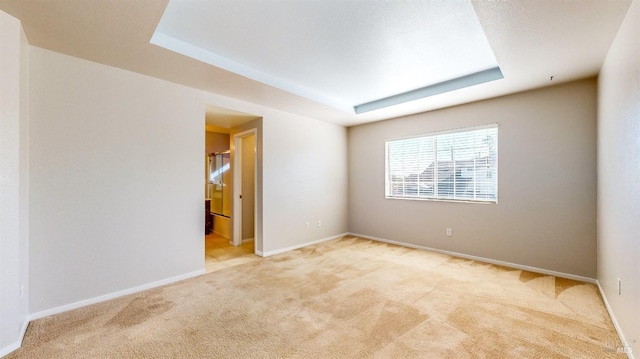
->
[[385, 124, 498, 204]]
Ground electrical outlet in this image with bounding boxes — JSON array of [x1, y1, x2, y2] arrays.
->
[[317, 220, 322, 227], [617, 278, 622, 295], [305, 222, 309, 230], [446, 228, 452, 237]]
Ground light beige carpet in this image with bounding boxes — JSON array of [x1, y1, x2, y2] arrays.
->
[[7, 236, 625, 358]]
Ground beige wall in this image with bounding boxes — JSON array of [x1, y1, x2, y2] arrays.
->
[[0, 11, 29, 357], [29, 47, 205, 314], [205, 131, 230, 155], [262, 114, 349, 254], [598, 0, 639, 352], [349, 79, 597, 278], [210, 93, 349, 256]]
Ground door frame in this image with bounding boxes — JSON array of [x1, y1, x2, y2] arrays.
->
[[232, 128, 257, 250]]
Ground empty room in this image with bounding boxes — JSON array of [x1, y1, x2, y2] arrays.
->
[[0, 0, 637, 358]]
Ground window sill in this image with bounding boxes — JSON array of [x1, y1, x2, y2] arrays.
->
[[385, 196, 497, 205]]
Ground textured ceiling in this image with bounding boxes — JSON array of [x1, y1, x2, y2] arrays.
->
[[153, 0, 500, 113], [0, 0, 632, 127]]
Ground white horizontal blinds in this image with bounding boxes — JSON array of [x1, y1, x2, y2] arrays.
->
[[386, 125, 498, 202], [387, 136, 435, 197]]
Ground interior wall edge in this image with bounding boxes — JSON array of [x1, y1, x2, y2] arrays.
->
[[0, 8, 30, 358], [0, 319, 29, 358], [596, 0, 640, 354], [596, 281, 636, 359]]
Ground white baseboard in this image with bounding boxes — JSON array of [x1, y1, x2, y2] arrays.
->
[[348, 232, 597, 283], [29, 269, 205, 321], [0, 313, 30, 358], [19, 317, 28, 350], [260, 233, 349, 257], [597, 281, 635, 359], [0, 342, 20, 359]]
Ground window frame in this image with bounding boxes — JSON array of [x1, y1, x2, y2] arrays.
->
[[384, 124, 498, 204]]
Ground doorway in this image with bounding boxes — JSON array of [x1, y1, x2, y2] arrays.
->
[[204, 127, 257, 273], [233, 129, 257, 251]]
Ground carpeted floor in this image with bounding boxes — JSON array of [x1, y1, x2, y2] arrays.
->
[[7, 236, 625, 358]]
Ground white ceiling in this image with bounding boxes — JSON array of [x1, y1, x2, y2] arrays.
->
[[0, 0, 632, 127], [153, 0, 500, 113]]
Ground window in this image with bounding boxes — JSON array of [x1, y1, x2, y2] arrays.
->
[[385, 125, 498, 203]]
